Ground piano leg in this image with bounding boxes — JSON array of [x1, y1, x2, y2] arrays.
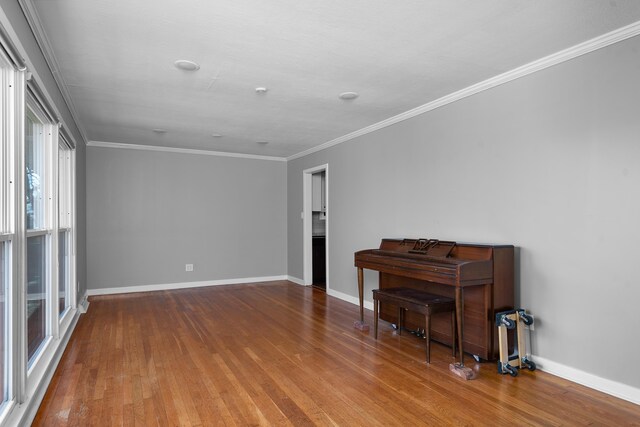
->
[[449, 287, 476, 380], [456, 287, 464, 366], [354, 267, 370, 331], [425, 309, 431, 364], [358, 267, 364, 322], [451, 311, 456, 357]]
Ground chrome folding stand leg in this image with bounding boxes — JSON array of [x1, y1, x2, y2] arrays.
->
[[496, 309, 537, 377]]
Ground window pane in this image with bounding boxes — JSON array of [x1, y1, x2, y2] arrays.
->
[[0, 243, 7, 402], [0, 128, 4, 234], [27, 235, 47, 362], [26, 112, 44, 230], [0, 70, 5, 235], [58, 231, 68, 316], [58, 147, 70, 229]]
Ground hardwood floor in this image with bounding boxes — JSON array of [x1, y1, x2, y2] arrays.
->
[[34, 281, 639, 426]]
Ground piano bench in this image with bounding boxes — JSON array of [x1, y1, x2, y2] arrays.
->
[[372, 287, 456, 364]]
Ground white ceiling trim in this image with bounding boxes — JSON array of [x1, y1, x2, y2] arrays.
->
[[87, 140, 287, 162], [286, 20, 640, 162], [19, 0, 89, 144]]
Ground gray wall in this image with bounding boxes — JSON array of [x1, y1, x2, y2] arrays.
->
[[288, 35, 640, 388], [0, 0, 87, 300], [87, 147, 287, 289]]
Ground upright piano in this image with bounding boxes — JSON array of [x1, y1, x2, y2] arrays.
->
[[355, 238, 514, 361]]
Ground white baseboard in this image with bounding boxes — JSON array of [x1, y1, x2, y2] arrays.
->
[[87, 275, 289, 296], [326, 288, 374, 311], [286, 276, 306, 286], [533, 355, 639, 405], [289, 278, 376, 311]]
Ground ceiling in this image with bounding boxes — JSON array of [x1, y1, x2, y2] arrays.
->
[[26, 0, 640, 158]]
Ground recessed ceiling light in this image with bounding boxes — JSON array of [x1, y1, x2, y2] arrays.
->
[[174, 60, 200, 71], [256, 140, 269, 145], [211, 133, 223, 137], [152, 128, 167, 133], [339, 91, 359, 100], [255, 87, 268, 94]]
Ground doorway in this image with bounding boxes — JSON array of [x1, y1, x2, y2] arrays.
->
[[303, 164, 328, 291]]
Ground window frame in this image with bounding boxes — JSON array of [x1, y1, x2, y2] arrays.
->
[[23, 95, 55, 371], [0, 49, 20, 420], [57, 139, 74, 322]]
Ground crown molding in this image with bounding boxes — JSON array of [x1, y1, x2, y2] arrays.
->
[[16, 0, 640, 161], [19, 0, 89, 144], [87, 140, 287, 162], [286, 20, 640, 161]]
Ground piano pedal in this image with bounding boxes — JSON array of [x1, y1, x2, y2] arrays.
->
[[407, 328, 425, 338]]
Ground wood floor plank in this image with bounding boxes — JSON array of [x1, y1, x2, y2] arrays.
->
[[33, 281, 640, 426]]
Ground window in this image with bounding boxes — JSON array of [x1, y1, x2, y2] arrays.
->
[[25, 110, 45, 230], [25, 104, 51, 364], [0, 242, 7, 405], [58, 143, 72, 317], [57, 231, 67, 315], [0, 52, 14, 409], [0, 31, 77, 426], [26, 234, 46, 362]]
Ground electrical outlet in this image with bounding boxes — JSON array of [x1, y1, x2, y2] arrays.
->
[[185, 264, 194, 272]]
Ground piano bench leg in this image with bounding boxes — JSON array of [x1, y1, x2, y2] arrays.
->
[[373, 298, 379, 339], [397, 307, 403, 335]]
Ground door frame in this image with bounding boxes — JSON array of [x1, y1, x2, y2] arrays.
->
[[303, 164, 328, 290]]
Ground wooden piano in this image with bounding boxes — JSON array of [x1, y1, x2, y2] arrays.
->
[[355, 238, 514, 363]]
